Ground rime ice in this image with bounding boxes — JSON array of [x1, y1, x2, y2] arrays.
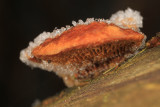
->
[[110, 8, 143, 31]]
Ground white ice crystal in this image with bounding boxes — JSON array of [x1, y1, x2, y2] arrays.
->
[[110, 8, 143, 30]]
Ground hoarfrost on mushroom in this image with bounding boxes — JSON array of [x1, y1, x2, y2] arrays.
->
[[20, 8, 146, 87]]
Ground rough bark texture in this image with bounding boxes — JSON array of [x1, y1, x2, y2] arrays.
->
[[34, 46, 160, 107]]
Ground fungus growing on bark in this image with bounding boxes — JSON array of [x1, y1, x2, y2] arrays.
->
[[146, 33, 160, 48], [20, 8, 146, 87]]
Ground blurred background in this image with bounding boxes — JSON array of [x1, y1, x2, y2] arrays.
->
[[0, 0, 160, 107]]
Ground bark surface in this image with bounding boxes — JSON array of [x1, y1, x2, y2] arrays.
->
[[35, 46, 160, 107]]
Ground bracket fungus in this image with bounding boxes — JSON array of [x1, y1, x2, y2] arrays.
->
[[20, 8, 146, 87]]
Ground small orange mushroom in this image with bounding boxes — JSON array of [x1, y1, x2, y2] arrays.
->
[[20, 8, 146, 87], [146, 33, 160, 48], [29, 21, 145, 87]]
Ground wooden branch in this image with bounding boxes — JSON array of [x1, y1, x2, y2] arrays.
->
[[34, 46, 160, 107]]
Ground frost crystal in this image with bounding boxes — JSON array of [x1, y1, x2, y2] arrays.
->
[[110, 8, 143, 30], [72, 21, 77, 26]]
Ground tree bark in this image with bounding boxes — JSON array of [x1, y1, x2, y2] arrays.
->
[[35, 46, 160, 107]]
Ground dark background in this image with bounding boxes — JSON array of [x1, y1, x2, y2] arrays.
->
[[0, 0, 160, 107]]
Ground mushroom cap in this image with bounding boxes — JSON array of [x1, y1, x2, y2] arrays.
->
[[32, 22, 145, 57]]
